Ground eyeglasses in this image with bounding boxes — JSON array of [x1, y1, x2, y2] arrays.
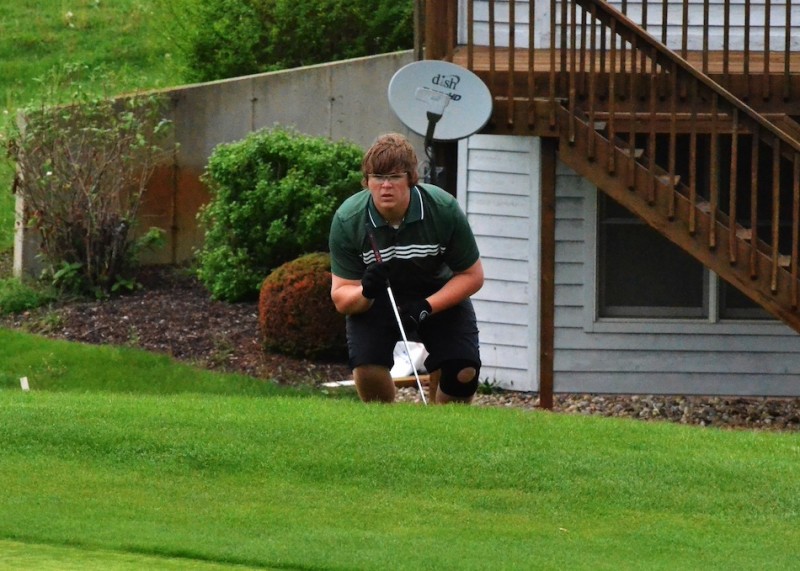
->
[[368, 173, 406, 184]]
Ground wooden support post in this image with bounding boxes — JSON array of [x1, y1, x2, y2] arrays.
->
[[539, 138, 557, 410], [413, 0, 424, 61], [425, 0, 450, 60]]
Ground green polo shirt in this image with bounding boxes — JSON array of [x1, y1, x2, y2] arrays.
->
[[329, 183, 480, 299]]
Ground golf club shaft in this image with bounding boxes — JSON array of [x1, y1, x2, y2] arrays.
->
[[384, 282, 428, 405], [365, 225, 428, 405]]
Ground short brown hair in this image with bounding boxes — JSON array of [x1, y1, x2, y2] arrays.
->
[[361, 133, 419, 187]]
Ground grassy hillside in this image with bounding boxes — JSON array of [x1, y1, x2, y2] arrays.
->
[[0, 0, 194, 251]]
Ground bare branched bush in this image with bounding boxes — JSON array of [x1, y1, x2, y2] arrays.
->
[[7, 74, 173, 295]]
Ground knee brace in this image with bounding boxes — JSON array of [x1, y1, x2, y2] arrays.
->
[[438, 359, 480, 398]]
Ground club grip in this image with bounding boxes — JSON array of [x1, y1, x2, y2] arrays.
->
[[364, 223, 383, 263]]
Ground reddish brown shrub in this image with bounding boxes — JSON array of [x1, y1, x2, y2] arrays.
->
[[258, 252, 347, 360]]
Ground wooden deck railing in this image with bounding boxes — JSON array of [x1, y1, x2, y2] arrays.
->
[[426, 0, 800, 309], [429, 1, 800, 112], [562, 0, 800, 306]]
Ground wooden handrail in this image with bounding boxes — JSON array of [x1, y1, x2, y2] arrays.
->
[[575, 0, 800, 155]]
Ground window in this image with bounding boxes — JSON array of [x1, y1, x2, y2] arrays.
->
[[597, 133, 773, 321], [598, 194, 708, 317]]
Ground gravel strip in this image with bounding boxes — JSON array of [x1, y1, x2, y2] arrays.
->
[[395, 388, 800, 432]]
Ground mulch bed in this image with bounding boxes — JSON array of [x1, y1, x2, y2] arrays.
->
[[2, 262, 799, 431]]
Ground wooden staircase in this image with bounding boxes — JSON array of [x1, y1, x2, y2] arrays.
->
[[552, 0, 800, 333], [435, 0, 800, 333], [558, 105, 800, 331]]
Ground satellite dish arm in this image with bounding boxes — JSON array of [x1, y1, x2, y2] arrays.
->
[[415, 87, 450, 150], [417, 89, 450, 185], [424, 111, 442, 150], [423, 112, 443, 185]]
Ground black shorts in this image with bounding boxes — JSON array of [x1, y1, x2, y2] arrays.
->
[[345, 294, 481, 373]]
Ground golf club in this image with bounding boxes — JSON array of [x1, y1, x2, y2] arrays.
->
[[365, 223, 428, 405]]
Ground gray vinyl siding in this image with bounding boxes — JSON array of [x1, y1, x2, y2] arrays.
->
[[461, 1, 800, 51], [458, 135, 540, 392], [554, 163, 800, 397], [460, 134, 800, 395]]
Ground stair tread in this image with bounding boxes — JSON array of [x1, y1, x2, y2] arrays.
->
[[696, 200, 712, 213], [620, 148, 644, 158], [656, 174, 681, 186], [764, 113, 800, 142]]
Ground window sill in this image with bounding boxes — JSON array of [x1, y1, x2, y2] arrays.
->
[[585, 316, 791, 336]]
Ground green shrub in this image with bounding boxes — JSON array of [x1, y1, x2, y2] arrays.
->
[[5, 64, 174, 297], [258, 252, 346, 360], [196, 127, 362, 301], [185, 0, 413, 82], [0, 278, 56, 316], [183, 0, 268, 82]]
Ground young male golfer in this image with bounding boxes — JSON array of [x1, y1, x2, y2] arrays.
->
[[329, 133, 484, 404]]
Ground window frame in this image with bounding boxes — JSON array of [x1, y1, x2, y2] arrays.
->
[[584, 187, 777, 334]]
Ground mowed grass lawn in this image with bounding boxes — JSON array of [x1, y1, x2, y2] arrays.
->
[[1, 3, 799, 569], [1, 333, 800, 570]]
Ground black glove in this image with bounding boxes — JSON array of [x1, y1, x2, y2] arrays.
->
[[361, 262, 390, 299], [399, 299, 432, 331]]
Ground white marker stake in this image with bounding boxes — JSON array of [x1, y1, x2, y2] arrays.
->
[[20, 377, 30, 391]]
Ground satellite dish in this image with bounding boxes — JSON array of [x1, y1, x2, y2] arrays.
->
[[388, 60, 493, 143]]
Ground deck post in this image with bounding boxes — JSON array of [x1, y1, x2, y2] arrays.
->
[[425, 0, 451, 60], [414, 0, 424, 60], [539, 138, 557, 410]]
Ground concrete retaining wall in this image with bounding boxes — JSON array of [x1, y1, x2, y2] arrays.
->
[[14, 51, 420, 274]]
